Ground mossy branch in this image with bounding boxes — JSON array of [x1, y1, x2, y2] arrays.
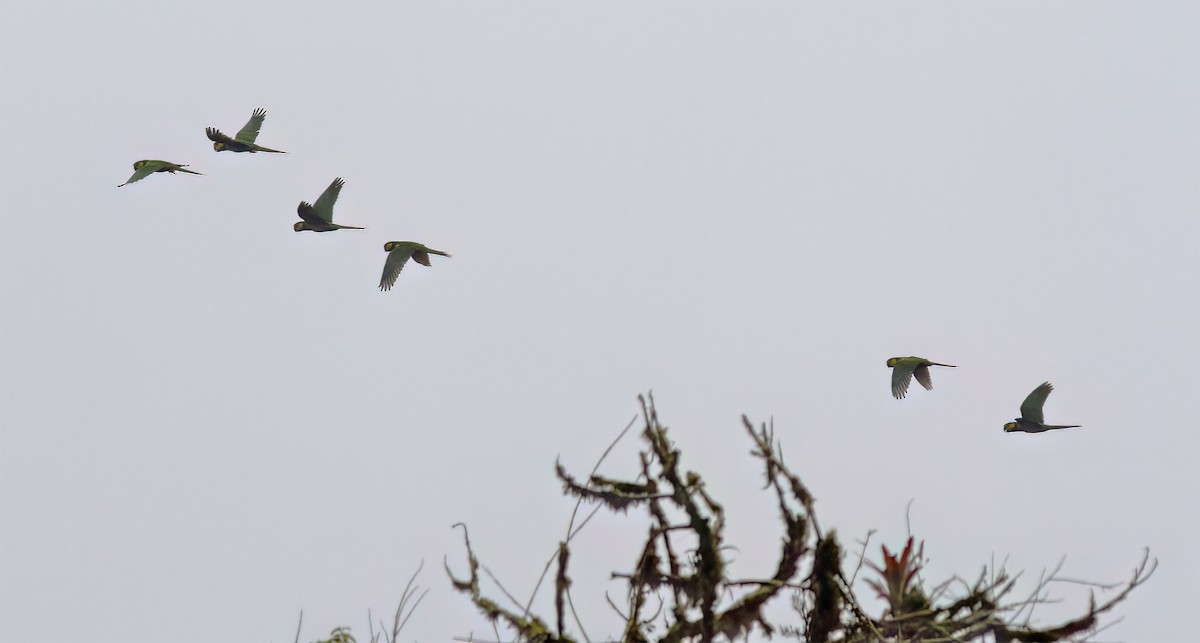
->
[[447, 394, 1153, 642]]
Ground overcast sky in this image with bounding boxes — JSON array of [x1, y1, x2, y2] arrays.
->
[[1, 2, 1196, 642]]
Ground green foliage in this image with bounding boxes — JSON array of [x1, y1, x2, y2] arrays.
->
[[313, 626, 356, 643]]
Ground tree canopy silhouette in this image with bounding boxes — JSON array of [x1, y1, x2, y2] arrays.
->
[[446, 394, 1154, 642]]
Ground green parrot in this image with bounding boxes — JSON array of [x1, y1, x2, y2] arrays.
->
[[118, 160, 202, 187], [379, 241, 450, 291], [206, 108, 285, 153], [886, 356, 956, 400], [1003, 382, 1080, 433], [294, 177, 364, 232]]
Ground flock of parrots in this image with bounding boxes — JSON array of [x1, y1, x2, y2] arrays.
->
[[118, 108, 450, 292], [118, 109, 1080, 428], [886, 356, 1080, 433]]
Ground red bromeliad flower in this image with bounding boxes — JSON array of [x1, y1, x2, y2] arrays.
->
[[865, 537, 926, 615]]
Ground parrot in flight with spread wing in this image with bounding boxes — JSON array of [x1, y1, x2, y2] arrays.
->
[[206, 108, 285, 153], [886, 356, 956, 400], [293, 177, 364, 232], [1003, 382, 1081, 433], [378, 242, 450, 291], [118, 160, 202, 187]]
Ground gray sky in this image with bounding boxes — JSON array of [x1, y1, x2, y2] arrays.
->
[[2, 2, 1196, 642]]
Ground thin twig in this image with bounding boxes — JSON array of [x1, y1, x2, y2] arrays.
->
[[523, 415, 639, 619], [482, 564, 528, 612], [293, 609, 303, 643], [391, 559, 427, 640], [849, 529, 877, 586], [566, 585, 589, 643], [1050, 576, 1123, 590], [395, 588, 429, 639]]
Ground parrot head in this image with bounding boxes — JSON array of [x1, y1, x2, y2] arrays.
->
[[1003, 422, 1019, 433]]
